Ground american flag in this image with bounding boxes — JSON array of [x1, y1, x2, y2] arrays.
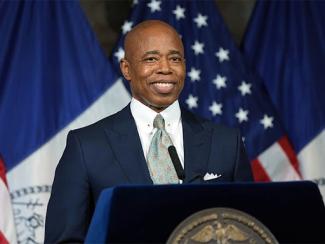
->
[[112, 0, 301, 181]]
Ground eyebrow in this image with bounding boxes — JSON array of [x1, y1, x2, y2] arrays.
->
[[142, 50, 183, 57], [169, 50, 183, 56], [143, 50, 159, 56]]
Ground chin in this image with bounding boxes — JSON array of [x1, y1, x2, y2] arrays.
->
[[153, 97, 177, 107]]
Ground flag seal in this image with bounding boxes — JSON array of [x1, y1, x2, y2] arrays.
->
[[10, 185, 51, 243]]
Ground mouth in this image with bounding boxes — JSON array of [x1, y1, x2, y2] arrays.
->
[[150, 80, 177, 94]]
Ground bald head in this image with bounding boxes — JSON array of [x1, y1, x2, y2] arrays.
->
[[124, 20, 184, 61]]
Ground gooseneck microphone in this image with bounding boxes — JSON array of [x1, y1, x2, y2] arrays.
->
[[168, 146, 185, 180]]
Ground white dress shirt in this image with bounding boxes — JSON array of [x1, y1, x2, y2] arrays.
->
[[130, 97, 184, 168]]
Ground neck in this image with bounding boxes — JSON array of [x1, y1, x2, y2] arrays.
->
[[136, 98, 169, 113], [148, 104, 166, 113]]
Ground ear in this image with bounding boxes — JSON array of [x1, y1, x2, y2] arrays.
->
[[120, 58, 132, 81]]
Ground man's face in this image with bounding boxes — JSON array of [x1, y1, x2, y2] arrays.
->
[[120, 24, 185, 111]]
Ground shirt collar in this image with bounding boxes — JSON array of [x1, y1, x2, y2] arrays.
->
[[130, 98, 181, 133]]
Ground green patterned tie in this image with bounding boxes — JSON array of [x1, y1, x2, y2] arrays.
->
[[147, 114, 179, 184]]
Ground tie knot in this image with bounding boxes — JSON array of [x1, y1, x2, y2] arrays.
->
[[153, 114, 165, 129]]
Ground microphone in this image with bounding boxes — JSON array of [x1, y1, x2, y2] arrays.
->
[[168, 146, 185, 180]]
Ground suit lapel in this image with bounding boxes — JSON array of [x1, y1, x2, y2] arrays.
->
[[103, 105, 153, 184], [182, 109, 211, 184], [101, 106, 211, 185]]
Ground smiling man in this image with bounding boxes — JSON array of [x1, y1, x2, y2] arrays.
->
[[121, 20, 185, 111], [45, 20, 253, 243]]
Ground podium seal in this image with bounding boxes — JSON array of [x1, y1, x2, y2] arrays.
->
[[167, 208, 278, 244]]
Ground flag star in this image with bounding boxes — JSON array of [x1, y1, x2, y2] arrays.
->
[[188, 67, 201, 82], [193, 13, 208, 28], [215, 47, 230, 62], [238, 81, 252, 96], [191, 40, 204, 55], [147, 0, 161, 13], [114, 47, 125, 62], [260, 114, 274, 129], [121, 20, 133, 34], [173, 5, 185, 20], [212, 74, 227, 89], [185, 94, 198, 109], [209, 102, 223, 116], [235, 108, 249, 123]]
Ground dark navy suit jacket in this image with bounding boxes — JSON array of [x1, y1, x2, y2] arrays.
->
[[45, 105, 253, 243]]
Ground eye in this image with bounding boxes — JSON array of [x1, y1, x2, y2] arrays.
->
[[170, 56, 183, 63], [144, 57, 158, 62]]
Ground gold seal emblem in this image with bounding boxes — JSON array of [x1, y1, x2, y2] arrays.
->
[[167, 208, 278, 244]]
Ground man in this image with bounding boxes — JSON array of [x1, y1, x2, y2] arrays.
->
[[45, 20, 253, 243]]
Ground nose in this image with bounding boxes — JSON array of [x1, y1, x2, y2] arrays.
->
[[157, 57, 172, 74]]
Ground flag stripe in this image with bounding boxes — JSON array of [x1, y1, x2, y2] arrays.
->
[[298, 129, 325, 198], [298, 129, 325, 178], [0, 232, 9, 244], [251, 159, 271, 182], [278, 136, 301, 177], [0, 157, 7, 187], [7, 79, 130, 191], [257, 139, 301, 181], [0, 174, 17, 244]]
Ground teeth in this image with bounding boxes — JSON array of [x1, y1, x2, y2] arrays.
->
[[154, 82, 173, 87]]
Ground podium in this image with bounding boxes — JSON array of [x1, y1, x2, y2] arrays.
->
[[85, 181, 325, 243]]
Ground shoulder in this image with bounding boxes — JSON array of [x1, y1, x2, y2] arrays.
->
[[69, 105, 131, 138], [181, 107, 239, 136]]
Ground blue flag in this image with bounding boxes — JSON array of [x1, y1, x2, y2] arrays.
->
[[0, 1, 129, 242], [242, 0, 325, 198], [112, 0, 301, 181]]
